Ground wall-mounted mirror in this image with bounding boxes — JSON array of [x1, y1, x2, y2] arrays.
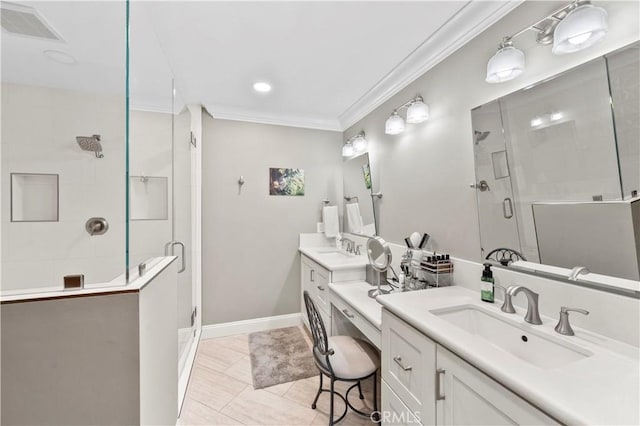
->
[[472, 42, 640, 287], [342, 152, 377, 236]]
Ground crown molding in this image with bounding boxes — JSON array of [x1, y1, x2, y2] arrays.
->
[[204, 103, 343, 132], [338, 0, 524, 130]]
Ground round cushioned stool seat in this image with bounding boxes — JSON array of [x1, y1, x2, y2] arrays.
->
[[314, 336, 379, 380]]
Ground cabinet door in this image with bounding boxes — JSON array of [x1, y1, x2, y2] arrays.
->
[[382, 379, 423, 426], [301, 256, 314, 329], [436, 346, 557, 425], [381, 309, 436, 425]]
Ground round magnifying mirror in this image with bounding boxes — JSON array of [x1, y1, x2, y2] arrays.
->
[[367, 236, 391, 298]]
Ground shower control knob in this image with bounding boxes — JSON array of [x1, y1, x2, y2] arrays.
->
[[85, 217, 109, 236]]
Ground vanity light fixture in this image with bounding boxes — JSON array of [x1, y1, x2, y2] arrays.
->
[[342, 131, 367, 157], [486, 0, 608, 84], [384, 95, 429, 135]]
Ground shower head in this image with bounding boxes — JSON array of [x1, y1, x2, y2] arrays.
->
[[76, 135, 104, 158], [474, 130, 491, 144]]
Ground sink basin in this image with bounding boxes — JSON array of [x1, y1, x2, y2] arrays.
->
[[315, 249, 354, 260], [431, 305, 592, 369]]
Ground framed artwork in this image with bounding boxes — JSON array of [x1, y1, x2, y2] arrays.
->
[[362, 163, 372, 189], [269, 168, 305, 196]]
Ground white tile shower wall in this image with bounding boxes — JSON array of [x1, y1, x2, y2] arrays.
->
[[1, 84, 125, 290], [128, 110, 173, 269]]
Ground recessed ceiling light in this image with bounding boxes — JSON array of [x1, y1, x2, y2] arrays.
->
[[43, 50, 76, 64], [253, 81, 272, 93]]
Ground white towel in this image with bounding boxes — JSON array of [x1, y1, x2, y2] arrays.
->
[[323, 206, 340, 238], [346, 203, 364, 234]]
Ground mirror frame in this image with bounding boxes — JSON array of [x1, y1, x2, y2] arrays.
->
[[367, 236, 392, 272]]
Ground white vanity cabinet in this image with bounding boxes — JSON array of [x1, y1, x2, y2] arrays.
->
[[435, 346, 556, 426], [300, 253, 366, 334], [301, 255, 331, 330], [381, 309, 558, 426]]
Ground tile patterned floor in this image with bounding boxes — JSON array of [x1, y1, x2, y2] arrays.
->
[[178, 327, 379, 426]]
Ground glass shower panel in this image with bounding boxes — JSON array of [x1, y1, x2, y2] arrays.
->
[[499, 58, 620, 262], [606, 44, 640, 199], [471, 101, 522, 260], [1, 1, 127, 293]]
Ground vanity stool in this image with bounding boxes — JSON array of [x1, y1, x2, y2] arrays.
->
[[303, 291, 380, 425]]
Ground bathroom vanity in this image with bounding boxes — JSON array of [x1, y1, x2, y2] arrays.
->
[[299, 234, 639, 425]]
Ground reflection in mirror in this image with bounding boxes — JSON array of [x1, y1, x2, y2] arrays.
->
[[367, 236, 391, 298], [1, 1, 126, 292], [472, 42, 640, 284], [343, 153, 377, 236]]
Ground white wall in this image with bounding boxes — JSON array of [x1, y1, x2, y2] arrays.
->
[[1, 84, 126, 290], [346, 1, 640, 261], [202, 117, 343, 324]]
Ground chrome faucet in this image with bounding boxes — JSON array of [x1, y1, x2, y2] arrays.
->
[[342, 238, 355, 253], [568, 266, 590, 281], [554, 306, 589, 336], [503, 285, 543, 325]]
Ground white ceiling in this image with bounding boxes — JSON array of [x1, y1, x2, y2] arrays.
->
[[1, 1, 521, 131]]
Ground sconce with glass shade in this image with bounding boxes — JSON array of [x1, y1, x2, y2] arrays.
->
[[485, 0, 608, 84], [486, 40, 525, 83], [384, 95, 428, 135], [552, 3, 608, 54], [342, 131, 368, 157]]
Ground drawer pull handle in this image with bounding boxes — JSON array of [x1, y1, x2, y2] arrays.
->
[[310, 269, 315, 282], [342, 309, 355, 319], [393, 356, 412, 371], [436, 368, 445, 400], [317, 285, 325, 291]]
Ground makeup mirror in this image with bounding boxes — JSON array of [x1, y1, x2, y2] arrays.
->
[[367, 236, 391, 298]]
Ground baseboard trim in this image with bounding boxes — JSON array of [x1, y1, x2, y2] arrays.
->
[[201, 313, 302, 340]]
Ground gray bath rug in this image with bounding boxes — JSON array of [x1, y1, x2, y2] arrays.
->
[[248, 326, 317, 390]]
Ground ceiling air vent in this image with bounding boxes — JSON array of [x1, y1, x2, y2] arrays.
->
[[1, 2, 62, 41]]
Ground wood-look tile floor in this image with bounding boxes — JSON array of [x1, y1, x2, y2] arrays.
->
[[178, 327, 379, 426]]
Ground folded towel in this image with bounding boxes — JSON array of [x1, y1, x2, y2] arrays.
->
[[323, 206, 339, 238], [346, 203, 364, 234]]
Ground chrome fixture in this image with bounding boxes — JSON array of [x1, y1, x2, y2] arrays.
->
[[343, 131, 368, 157], [569, 266, 590, 281], [85, 217, 108, 236], [474, 130, 491, 144], [355, 244, 363, 256], [486, 1, 608, 84], [165, 240, 186, 273], [385, 95, 429, 135], [342, 238, 355, 254], [503, 285, 543, 325], [470, 180, 490, 191], [371, 192, 383, 199], [367, 236, 392, 298], [76, 134, 104, 158], [554, 306, 589, 336], [138, 262, 147, 277]]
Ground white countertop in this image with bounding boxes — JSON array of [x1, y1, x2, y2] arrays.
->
[[377, 286, 640, 425], [1, 257, 176, 303], [329, 280, 394, 329], [299, 247, 369, 271]]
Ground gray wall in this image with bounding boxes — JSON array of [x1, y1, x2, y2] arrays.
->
[[346, 1, 639, 261], [202, 117, 342, 325]]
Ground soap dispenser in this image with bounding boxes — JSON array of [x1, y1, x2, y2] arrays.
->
[[480, 263, 495, 303]]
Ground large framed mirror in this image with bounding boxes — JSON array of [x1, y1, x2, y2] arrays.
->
[[342, 152, 378, 236], [471, 41, 639, 288]]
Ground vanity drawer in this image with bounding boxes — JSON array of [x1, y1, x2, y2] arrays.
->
[[381, 309, 436, 424], [382, 379, 423, 426], [301, 255, 331, 316], [331, 291, 381, 349]]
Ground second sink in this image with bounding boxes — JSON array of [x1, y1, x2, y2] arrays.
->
[[431, 304, 592, 369]]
